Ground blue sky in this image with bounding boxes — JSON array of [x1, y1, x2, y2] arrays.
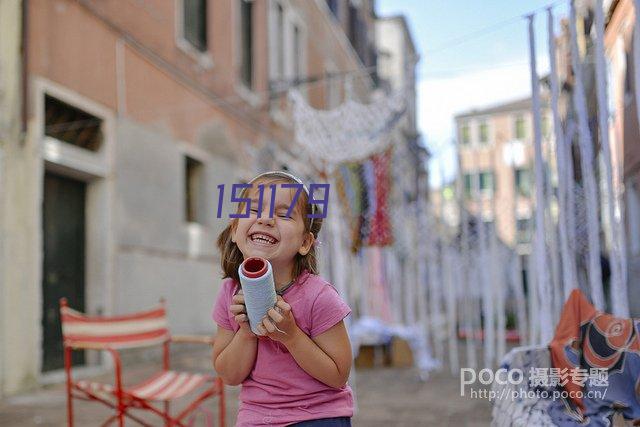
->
[[377, 0, 569, 186]]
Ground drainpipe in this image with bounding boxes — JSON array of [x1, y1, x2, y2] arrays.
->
[[21, 0, 28, 140]]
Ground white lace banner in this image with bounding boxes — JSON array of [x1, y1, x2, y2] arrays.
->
[[288, 88, 407, 164]]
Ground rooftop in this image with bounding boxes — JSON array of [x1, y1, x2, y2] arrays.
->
[[454, 94, 549, 120]]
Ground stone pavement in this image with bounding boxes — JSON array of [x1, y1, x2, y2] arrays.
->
[[0, 346, 491, 426]]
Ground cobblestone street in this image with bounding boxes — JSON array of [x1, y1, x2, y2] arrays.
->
[[0, 346, 491, 426]]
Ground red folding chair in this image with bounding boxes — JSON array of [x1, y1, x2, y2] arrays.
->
[[59, 298, 225, 427]]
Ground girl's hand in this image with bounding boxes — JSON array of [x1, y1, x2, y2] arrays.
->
[[257, 296, 300, 344], [230, 289, 256, 339]]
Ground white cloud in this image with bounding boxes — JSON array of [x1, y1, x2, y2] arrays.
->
[[419, 56, 549, 187]]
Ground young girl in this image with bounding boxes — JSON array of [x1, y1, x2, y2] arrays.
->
[[212, 171, 354, 427]]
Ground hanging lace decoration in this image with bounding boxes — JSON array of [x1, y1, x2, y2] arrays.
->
[[288, 87, 407, 165]]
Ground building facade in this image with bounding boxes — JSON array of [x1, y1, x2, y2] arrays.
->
[[550, 0, 639, 314], [604, 0, 640, 315], [376, 14, 424, 209], [455, 98, 553, 255]]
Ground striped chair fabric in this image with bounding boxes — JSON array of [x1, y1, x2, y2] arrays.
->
[[60, 304, 170, 349], [77, 371, 214, 401]]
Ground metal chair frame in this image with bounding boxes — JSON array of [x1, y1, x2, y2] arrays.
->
[[60, 298, 225, 427]]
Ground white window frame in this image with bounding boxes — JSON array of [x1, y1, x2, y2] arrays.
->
[[234, 0, 261, 107], [175, 0, 214, 70], [180, 142, 210, 228], [515, 215, 533, 245], [478, 170, 495, 197], [478, 118, 490, 144], [459, 120, 471, 145], [514, 167, 532, 197], [268, 0, 308, 123], [268, 0, 286, 87], [285, 8, 308, 99], [513, 113, 527, 141]]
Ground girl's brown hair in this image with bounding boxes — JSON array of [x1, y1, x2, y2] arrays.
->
[[216, 174, 324, 283]]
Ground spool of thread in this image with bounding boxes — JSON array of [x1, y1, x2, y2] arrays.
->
[[238, 257, 281, 336]]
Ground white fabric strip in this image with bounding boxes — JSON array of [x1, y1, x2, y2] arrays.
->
[[427, 206, 444, 362], [438, 173, 459, 375], [152, 373, 190, 400], [528, 13, 554, 343], [63, 318, 167, 337], [132, 372, 177, 398], [569, 0, 605, 310], [547, 7, 578, 303], [595, 0, 630, 316], [456, 148, 477, 370], [473, 169, 495, 366], [634, 0, 640, 164]]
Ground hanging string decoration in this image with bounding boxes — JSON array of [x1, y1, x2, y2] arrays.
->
[[334, 150, 393, 251], [366, 148, 394, 246], [335, 163, 367, 253], [361, 159, 376, 244]]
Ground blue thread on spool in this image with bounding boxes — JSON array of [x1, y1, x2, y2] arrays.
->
[[238, 257, 283, 335]]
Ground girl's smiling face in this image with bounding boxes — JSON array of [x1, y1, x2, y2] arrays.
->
[[231, 180, 314, 281]]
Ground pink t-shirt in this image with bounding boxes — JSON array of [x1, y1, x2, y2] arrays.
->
[[212, 269, 354, 427]]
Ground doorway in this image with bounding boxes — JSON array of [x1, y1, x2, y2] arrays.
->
[[42, 172, 86, 372]]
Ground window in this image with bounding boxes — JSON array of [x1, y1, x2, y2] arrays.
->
[[347, 4, 369, 66], [464, 173, 473, 199], [185, 156, 204, 223], [348, 4, 358, 55], [516, 218, 532, 244], [183, 0, 207, 52], [269, 2, 306, 104], [275, 4, 285, 80], [461, 122, 470, 145], [520, 254, 529, 294], [479, 120, 489, 144], [293, 24, 301, 81], [464, 172, 494, 197], [514, 114, 526, 139], [515, 168, 531, 197], [45, 95, 103, 151], [240, 0, 253, 88], [326, 0, 340, 20], [624, 42, 633, 105], [479, 171, 495, 195]]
